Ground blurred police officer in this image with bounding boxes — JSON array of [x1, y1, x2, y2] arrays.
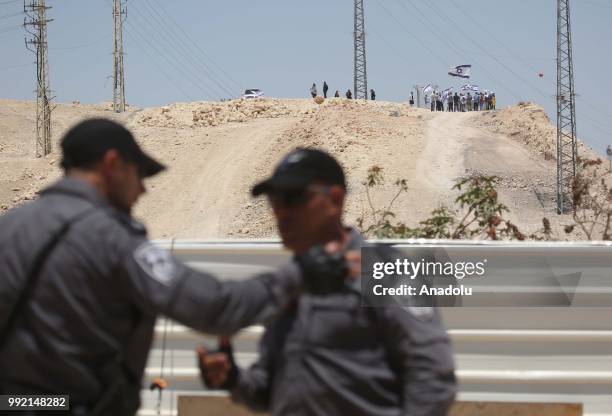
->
[[0, 120, 346, 415], [198, 149, 457, 416]]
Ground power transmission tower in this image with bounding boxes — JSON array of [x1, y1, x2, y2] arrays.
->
[[353, 0, 367, 100], [113, 0, 126, 112], [556, 0, 578, 214], [24, 0, 52, 157]]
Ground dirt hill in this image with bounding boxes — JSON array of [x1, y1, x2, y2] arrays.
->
[[0, 98, 603, 239]]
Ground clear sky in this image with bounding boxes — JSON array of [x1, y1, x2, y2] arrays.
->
[[1, 0, 610, 154]]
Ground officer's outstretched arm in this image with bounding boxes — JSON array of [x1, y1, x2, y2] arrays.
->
[[380, 308, 457, 416], [118, 239, 301, 334]]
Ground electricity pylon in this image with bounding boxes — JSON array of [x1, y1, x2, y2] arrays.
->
[[113, 0, 126, 112], [556, 0, 578, 214], [353, 0, 367, 100], [24, 0, 52, 157]]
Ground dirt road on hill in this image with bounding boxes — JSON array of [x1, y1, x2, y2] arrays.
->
[[1, 98, 603, 239]]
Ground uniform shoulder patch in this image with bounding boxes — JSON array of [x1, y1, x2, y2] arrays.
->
[[134, 242, 177, 286]]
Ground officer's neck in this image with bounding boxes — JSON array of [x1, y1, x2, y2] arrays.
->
[[66, 170, 110, 201]]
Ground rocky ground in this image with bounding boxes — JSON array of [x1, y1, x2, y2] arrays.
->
[[0, 98, 605, 240]]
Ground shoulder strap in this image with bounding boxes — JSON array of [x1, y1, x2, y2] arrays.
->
[[0, 206, 96, 344]]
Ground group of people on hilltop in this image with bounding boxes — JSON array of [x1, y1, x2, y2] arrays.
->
[[310, 82, 376, 100], [430, 90, 496, 112]]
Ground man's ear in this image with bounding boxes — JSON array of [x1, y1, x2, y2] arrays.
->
[[99, 149, 121, 175], [329, 185, 346, 209]]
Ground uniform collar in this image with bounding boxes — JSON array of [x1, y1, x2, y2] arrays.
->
[[345, 226, 364, 250], [40, 176, 109, 207]]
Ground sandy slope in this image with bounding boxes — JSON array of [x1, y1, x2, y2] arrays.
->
[[0, 98, 604, 239]]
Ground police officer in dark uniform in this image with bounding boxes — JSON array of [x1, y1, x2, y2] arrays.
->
[[198, 149, 457, 416], [0, 120, 349, 415]]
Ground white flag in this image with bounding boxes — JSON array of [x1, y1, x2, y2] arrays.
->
[[448, 64, 471, 79], [422, 84, 433, 95]]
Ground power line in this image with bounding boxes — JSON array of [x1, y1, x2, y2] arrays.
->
[[447, 0, 556, 91], [369, 7, 551, 74], [378, 0, 519, 101], [575, 97, 612, 123], [148, 0, 243, 93], [369, 29, 412, 66], [445, 0, 611, 147], [392, 0, 523, 101], [581, 0, 612, 8], [371, 0, 448, 67], [447, 0, 547, 73], [578, 112, 612, 138], [424, 0, 552, 98], [0, 62, 30, 71], [122, 27, 194, 102], [127, 2, 229, 99], [0, 10, 21, 20], [123, 12, 211, 99], [0, 23, 20, 34], [49, 33, 111, 51], [102, 0, 195, 101], [131, 1, 234, 98], [134, 0, 230, 97]]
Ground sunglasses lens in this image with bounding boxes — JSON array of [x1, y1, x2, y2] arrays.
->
[[270, 190, 308, 206]]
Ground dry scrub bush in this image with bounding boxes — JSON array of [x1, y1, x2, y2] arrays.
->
[[357, 167, 526, 240], [359, 158, 612, 241]]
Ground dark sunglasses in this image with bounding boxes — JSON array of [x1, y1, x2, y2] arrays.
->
[[268, 185, 332, 207]]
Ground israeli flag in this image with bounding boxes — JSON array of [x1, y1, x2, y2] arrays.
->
[[448, 64, 471, 78], [442, 87, 453, 99], [460, 83, 479, 92], [422, 84, 433, 95]]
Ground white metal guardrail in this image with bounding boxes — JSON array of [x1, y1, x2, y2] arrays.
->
[[137, 241, 612, 416]]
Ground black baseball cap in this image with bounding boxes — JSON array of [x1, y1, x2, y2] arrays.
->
[[252, 148, 346, 196], [60, 118, 165, 177]]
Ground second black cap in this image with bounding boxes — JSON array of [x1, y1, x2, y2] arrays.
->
[[252, 148, 346, 196]]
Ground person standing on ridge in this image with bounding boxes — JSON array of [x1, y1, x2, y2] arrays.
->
[[473, 92, 480, 112], [310, 83, 317, 98]]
